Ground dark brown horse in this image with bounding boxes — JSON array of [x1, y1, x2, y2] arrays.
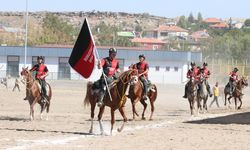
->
[[187, 78, 199, 116], [20, 67, 52, 120], [127, 76, 157, 120], [224, 77, 248, 109], [84, 69, 138, 135]]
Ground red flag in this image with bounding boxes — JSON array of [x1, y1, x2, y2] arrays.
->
[[68, 18, 95, 78]]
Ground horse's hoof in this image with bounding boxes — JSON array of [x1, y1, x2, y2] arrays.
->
[[141, 117, 146, 120], [149, 118, 153, 121], [117, 128, 121, 132], [237, 107, 241, 110]]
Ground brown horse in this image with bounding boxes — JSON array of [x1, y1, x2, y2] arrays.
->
[[20, 67, 52, 120], [84, 69, 138, 135], [224, 77, 248, 109], [127, 76, 157, 120], [187, 78, 199, 116]]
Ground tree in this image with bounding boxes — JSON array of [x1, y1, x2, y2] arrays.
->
[[177, 16, 188, 29], [197, 12, 203, 23], [244, 19, 250, 27], [188, 13, 194, 24]]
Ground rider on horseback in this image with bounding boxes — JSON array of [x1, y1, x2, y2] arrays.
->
[[23, 56, 49, 102], [200, 62, 213, 97], [183, 61, 200, 98], [95, 48, 120, 107], [228, 67, 239, 95], [132, 54, 149, 100]]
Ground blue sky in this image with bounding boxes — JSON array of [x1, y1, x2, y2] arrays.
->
[[0, 0, 249, 19]]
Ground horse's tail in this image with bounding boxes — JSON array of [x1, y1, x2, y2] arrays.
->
[[83, 81, 93, 107], [150, 84, 157, 101]]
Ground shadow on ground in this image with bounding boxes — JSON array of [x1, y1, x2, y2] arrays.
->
[[185, 112, 250, 125]]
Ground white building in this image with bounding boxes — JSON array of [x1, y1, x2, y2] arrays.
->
[[0, 46, 202, 84]]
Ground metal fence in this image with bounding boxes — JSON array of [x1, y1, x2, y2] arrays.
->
[[206, 59, 250, 85]]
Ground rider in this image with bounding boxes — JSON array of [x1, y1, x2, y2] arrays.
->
[[96, 48, 121, 107], [183, 61, 200, 98], [23, 56, 49, 102], [228, 67, 239, 95], [133, 54, 149, 100], [200, 62, 213, 97]]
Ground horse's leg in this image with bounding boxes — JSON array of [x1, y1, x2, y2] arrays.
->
[[89, 102, 96, 134], [110, 108, 115, 135], [149, 97, 155, 121], [97, 106, 105, 135], [30, 98, 38, 120], [40, 103, 45, 120], [45, 101, 50, 120], [224, 94, 227, 106], [238, 97, 242, 109], [117, 106, 128, 132], [188, 99, 193, 116], [234, 97, 237, 110], [140, 99, 147, 120]]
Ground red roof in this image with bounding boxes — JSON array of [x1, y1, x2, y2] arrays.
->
[[131, 38, 166, 44], [210, 22, 229, 28], [154, 25, 188, 32], [191, 30, 210, 39], [204, 18, 222, 23]]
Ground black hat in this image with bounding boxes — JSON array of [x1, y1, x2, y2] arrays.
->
[[109, 48, 117, 54], [139, 54, 145, 59], [203, 62, 208, 66], [191, 61, 196, 66], [234, 67, 239, 72], [37, 56, 44, 60]]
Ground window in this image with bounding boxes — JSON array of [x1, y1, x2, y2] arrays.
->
[[58, 57, 71, 79], [155, 66, 160, 71], [7, 56, 19, 77], [174, 67, 178, 72], [160, 32, 168, 37], [166, 66, 170, 72]]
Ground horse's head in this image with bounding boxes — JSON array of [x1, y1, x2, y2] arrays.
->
[[20, 67, 31, 80], [239, 76, 248, 87], [119, 69, 138, 85]]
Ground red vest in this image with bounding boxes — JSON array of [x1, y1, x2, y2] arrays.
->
[[229, 71, 238, 81], [202, 67, 210, 78], [101, 57, 119, 77], [135, 61, 149, 78], [187, 67, 200, 81], [37, 64, 47, 80]]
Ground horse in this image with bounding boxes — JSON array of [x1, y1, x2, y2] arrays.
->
[[186, 77, 199, 116], [20, 67, 52, 120], [224, 77, 248, 109], [83, 69, 138, 135], [127, 75, 157, 120], [197, 76, 209, 112]]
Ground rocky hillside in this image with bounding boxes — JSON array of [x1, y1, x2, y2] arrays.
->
[[0, 11, 174, 31]]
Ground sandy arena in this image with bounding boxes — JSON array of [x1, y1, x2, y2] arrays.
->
[[0, 80, 250, 150]]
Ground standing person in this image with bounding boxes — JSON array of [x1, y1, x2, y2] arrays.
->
[[209, 82, 220, 108], [95, 48, 121, 107], [12, 76, 20, 92], [183, 62, 200, 98], [132, 54, 149, 100], [23, 56, 49, 102]]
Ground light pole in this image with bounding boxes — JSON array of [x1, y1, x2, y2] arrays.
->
[[24, 0, 29, 67]]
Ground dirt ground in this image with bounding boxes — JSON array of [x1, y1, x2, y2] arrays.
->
[[0, 80, 250, 150]]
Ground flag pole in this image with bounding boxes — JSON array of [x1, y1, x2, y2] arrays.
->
[[85, 18, 113, 102], [24, 0, 28, 67]]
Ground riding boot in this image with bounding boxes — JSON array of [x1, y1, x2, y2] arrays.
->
[[97, 87, 106, 107]]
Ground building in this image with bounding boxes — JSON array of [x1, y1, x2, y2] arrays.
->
[[0, 46, 202, 84], [131, 38, 166, 50]]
